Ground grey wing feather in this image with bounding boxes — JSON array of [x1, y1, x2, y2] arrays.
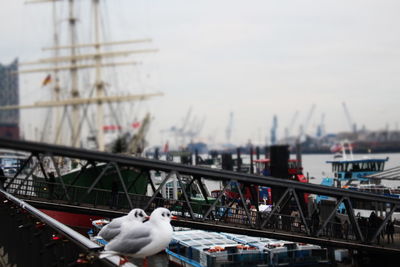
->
[[106, 228, 152, 255], [98, 219, 124, 241]]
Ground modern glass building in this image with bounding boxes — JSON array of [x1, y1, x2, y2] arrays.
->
[[0, 59, 19, 139]]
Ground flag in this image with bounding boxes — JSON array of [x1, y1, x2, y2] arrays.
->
[[42, 74, 52, 87], [330, 143, 342, 153], [131, 121, 141, 129], [103, 125, 122, 131]]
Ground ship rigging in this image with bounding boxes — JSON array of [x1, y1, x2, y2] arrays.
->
[[1, 0, 163, 151]]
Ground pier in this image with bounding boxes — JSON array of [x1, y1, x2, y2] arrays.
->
[[1, 138, 400, 266]]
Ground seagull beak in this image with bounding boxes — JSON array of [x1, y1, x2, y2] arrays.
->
[[171, 216, 178, 220], [144, 216, 150, 222]]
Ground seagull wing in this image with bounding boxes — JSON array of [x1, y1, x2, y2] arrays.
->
[[105, 227, 152, 255], [98, 218, 124, 241]]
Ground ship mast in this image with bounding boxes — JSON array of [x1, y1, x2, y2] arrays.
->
[[52, 0, 62, 145], [68, 0, 80, 148], [93, 0, 105, 151], [15, 0, 162, 151], [25, 0, 62, 144]]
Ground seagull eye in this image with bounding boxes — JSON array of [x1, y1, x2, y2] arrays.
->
[[167, 213, 171, 217], [135, 212, 138, 217], [139, 213, 143, 217], [162, 213, 165, 217]]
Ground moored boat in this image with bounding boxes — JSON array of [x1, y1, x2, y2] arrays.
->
[[315, 141, 400, 216], [167, 229, 329, 267]]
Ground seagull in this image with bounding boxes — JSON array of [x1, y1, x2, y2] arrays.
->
[[101, 207, 175, 266], [98, 208, 148, 242]]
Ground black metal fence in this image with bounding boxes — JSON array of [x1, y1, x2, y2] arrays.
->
[[5, 175, 399, 250], [1, 138, 400, 254]]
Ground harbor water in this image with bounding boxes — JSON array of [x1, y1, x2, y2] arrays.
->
[[204, 152, 400, 192]]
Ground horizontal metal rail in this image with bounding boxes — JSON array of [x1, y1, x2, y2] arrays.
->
[[0, 138, 399, 204], [0, 188, 135, 267]]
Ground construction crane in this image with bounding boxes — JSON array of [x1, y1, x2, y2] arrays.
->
[[342, 102, 357, 133], [225, 112, 234, 143], [161, 109, 206, 148], [180, 107, 193, 139], [298, 104, 316, 140], [270, 115, 278, 145], [285, 111, 299, 139], [316, 113, 325, 138], [186, 116, 206, 140]]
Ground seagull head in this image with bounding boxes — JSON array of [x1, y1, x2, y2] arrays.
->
[[149, 207, 176, 223], [127, 208, 149, 222]]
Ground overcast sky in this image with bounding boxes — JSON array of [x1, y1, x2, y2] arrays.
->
[[1, 0, 400, 148]]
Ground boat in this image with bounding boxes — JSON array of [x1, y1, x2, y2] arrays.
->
[[221, 232, 329, 266], [87, 220, 330, 266], [166, 229, 329, 267], [219, 158, 307, 206], [319, 141, 389, 188], [2, 0, 163, 229], [254, 158, 306, 182], [4, 2, 162, 151], [315, 141, 400, 215]]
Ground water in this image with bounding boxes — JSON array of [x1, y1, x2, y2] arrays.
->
[[204, 152, 400, 192]]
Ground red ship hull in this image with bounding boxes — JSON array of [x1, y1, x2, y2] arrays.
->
[[41, 209, 105, 230]]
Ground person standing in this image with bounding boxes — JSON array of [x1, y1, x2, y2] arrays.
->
[[386, 219, 395, 244], [245, 198, 251, 210], [221, 192, 226, 206]]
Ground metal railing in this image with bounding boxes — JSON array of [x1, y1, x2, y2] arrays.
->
[[5, 175, 399, 252], [0, 188, 135, 267], [1, 138, 400, 254]]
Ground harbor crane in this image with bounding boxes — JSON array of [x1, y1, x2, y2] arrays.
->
[[285, 111, 299, 139], [316, 113, 325, 138], [225, 112, 234, 143], [161, 108, 206, 148], [298, 104, 316, 140], [270, 115, 278, 145], [342, 102, 357, 133], [186, 116, 206, 140]]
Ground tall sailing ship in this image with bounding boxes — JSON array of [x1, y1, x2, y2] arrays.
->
[[1, 0, 162, 153], [1, 0, 162, 228]]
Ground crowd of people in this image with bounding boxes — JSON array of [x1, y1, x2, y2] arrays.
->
[[310, 209, 397, 244]]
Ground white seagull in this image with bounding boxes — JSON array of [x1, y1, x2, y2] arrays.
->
[[101, 207, 175, 265], [98, 208, 148, 242]]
